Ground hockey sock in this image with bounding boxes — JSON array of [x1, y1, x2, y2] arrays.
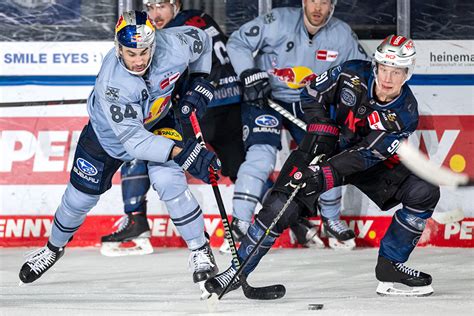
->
[[121, 160, 150, 214], [236, 222, 277, 276], [379, 207, 432, 262]]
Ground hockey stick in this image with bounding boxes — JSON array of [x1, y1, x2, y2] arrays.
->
[[217, 168, 317, 300], [268, 99, 307, 130], [396, 141, 473, 188], [189, 112, 285, 300], [267, 99, 471, 222]]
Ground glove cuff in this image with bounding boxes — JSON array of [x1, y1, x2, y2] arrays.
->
[[240, 68, 269, 86]]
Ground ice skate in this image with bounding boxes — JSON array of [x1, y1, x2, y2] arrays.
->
[[375, 256, 433, 297], [100, 213, 153, 257], [219, 218, 250, 254], [189, 242, 218, 292], [201, 266, 241, 300], [322, 217, 356, 250], [19, 241, 65, 285], [289, 218, 325, 249]]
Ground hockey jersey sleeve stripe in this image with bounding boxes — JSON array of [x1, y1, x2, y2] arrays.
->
[[118, 125, 140, 143]]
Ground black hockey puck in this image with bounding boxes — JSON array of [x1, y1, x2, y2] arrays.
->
[[308, 304, 324, 310]]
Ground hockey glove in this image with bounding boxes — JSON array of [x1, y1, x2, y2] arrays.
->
[[240, 68, 272, 109], [179, 78, 215, 119], [281, 150, 339, 197], [173, 138, 221, 184], [299, 118, 340, 157]]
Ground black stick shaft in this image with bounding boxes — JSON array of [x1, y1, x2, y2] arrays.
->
[[189, 112, 241, 271], [218, 184, 302, 299]]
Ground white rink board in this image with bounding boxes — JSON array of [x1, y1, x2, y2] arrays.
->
[[1, 40, 473, 103]]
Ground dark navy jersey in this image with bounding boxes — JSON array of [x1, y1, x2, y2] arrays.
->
[[301, 60, 419, 177], [167, 10, 241, 107]]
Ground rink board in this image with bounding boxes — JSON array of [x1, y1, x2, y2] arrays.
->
[[0, 215, 473, 248], [0, 101, 472, 248], [1, 40, 473, 248]]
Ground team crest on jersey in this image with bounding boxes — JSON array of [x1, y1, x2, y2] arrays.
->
[[341, 88, 357, 107], [153, 127, 182, 141], [160, 72, 181, 90], [316, 50, 338, 61], [144, 94, 172, 125], [270, 66, 317, 89], [105, 86, 120, 102]]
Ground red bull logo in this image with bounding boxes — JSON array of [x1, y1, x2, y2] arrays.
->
[[270, 66, 317, 89], [131, 33, 142, 42], [144, 95, 172, 125]]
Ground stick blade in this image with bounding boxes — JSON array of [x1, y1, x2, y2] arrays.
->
[[397, 141, 470, 187], [242, 283, 286, 300]]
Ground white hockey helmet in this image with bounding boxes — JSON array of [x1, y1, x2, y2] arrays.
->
[[302, 0, 337, 33], [115, 10, 156, 76], [373, 34, 416, 83]]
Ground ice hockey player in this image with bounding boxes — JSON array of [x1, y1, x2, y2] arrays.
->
[[100, 0, 246, 257], [203, 34, 440, 298], [19, 10, 220, 290], [224, 0, 367, 251]]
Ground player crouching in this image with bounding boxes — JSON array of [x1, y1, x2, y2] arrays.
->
[[203, 35, 438, 299]]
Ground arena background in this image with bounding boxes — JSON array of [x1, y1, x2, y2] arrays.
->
[[0, 0, 473, 249]]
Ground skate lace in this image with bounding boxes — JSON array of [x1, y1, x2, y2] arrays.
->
[[216, 267, 238, 288], [328, 219, 350, 234], [188, 247, 215, 272], [112, 215, 130, 235], [26, 247, 56, 275], [395, 263, 420, 277], [235, 220, 250, 235]]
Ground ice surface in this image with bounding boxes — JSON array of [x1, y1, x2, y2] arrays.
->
[[1, 247, 473, 315]]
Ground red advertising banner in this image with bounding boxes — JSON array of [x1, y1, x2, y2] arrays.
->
[[0, 215, 472, 248]]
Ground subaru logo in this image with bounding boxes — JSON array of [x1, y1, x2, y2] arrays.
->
[[76, 158, 98, 176], [255, 115, 278, 128]]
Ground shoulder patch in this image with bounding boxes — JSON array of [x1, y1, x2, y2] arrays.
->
[[340, 88, 357, 107], [263, 12, 276, 24], [105, 86, 120, 102]]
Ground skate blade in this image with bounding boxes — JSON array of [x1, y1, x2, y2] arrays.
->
[[376, 282, 434, 297], [328, 237, 356, 250], [305, 235, 325, 249], [100, 238, 153, 257], [199, 281, 211, 299], [206, 293, 219, 312], [18, 280, 27, 287]]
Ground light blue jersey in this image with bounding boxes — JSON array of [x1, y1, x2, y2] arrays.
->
[[87, 26, 212, 163], [227, 7, 368, 103]]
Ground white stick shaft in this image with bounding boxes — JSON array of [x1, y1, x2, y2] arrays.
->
[[267, 99, 307, 130]]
